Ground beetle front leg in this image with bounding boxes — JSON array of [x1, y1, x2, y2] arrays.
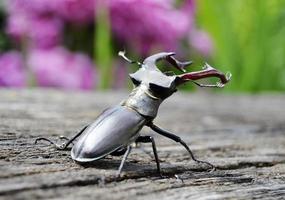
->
[[148, 123, 215, 172], [35, 125, 89, 150]]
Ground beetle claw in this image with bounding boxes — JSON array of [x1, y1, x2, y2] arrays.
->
[[193, 159, 216, 172], [59, 136, 74, 145], [115, 171, 124, 180], [157, 175, 166, 179], [208, 166, 216, 173], [174, 174, 184, 183], [55, 143, 67, 150], [98, 176, 106, 186]]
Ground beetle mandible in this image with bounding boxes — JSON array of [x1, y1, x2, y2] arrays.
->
[[35, 51, 231, 177]]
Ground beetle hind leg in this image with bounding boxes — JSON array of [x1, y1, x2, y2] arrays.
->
[[116, 136, 161, 178], [136, 136, 162, 177], [116, 146, 132, 177], [34, 125, 89, 150]]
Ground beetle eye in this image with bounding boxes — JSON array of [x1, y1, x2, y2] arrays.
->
[[149, 83, 172, 99], [130, 77, 141, 86], [164, 71, 176, 76]]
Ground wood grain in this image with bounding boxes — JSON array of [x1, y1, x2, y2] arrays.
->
[[0, 89, 284, 200]]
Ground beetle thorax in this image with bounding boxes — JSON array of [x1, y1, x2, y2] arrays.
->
[[121, 84, 163, 118]]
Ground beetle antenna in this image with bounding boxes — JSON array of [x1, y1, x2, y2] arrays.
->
[[118, 50, 142, 66]]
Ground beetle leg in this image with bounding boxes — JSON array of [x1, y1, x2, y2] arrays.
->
[[136, 136, 162, 177], [34, 125, 89, 150], [148, 123, 215, 172], [116, 145, 132, 177]]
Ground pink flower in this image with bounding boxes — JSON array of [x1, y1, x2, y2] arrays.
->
[[5, 0, 96, 25], [6, 14, 63, 49], [109, 0, 191, 54], [56, 0, 95, 25], [5, 0, 95, 48], [189, 30, 213, 56], [4, 0, 59, 16], [29, 16, 63, 49], [5, 13, 30, 42], [27, 47, 96, 90], [0, 51, 26, 87]]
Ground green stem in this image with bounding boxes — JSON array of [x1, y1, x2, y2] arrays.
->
[[94, 2, 113, 90], [21, 37, 36, 87]]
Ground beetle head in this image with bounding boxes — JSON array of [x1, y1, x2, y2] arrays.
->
[[129, 52, 180, 99], [119, 51, 231, 100]]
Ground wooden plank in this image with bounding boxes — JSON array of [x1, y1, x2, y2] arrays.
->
[[0, 89, 284, 200]]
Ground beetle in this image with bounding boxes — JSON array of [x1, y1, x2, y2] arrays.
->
[[35, 51, 231, 177]]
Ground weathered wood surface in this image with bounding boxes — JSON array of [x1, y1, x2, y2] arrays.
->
[[0, 89, 284, 200]]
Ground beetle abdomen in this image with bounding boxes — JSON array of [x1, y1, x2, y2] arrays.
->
[[71, 105, 146, 162]]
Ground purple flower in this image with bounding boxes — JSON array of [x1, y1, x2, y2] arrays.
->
[[28, 16, 63, 49], [109, 0, 191, 54], [0, 51, 26, 87], [27, 47, 96, 90], [4, 0, 59, 16], [5, 0, 95, 48], [5, 13, 30, 42], [5, 0, 95, 25], [56, 0, 95, 25], [6, 13, 63, 49], [189, 30, 213, 56]]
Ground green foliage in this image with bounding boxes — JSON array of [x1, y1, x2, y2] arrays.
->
[[95, 3, 113, 90], [197, 0, 285, 92]]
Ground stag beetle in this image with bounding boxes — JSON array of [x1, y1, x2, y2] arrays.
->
[[35, 51, 231, 177]]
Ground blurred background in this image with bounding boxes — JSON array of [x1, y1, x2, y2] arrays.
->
[[0, 0, 284, 92]]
